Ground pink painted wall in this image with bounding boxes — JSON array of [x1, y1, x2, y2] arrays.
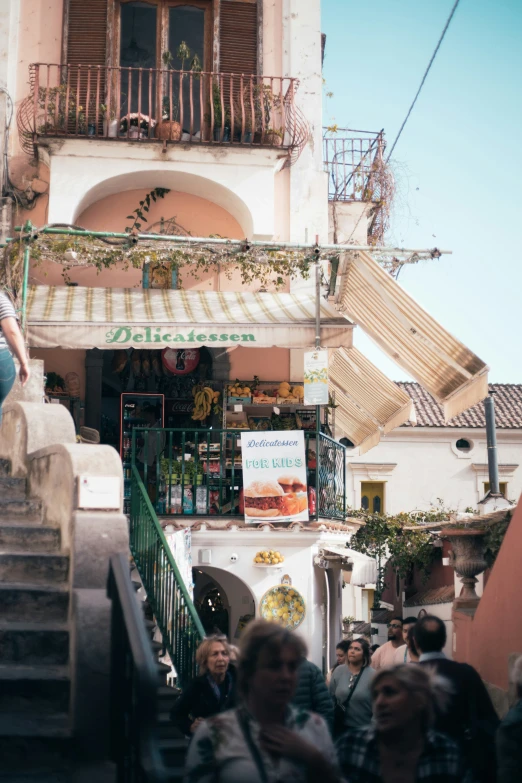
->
[[263, 0, 283, 77], [30, 348, 86, 401], [228, 346, 289, 382], [454, 500, 522, 690]]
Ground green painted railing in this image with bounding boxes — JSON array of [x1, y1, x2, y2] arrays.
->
[[129, 465, 205, 688]]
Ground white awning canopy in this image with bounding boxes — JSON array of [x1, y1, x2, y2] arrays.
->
[[329, 347, 415, 455], [321, 544, 377, 586], [26, 285, 353, 351], [339, 251, 489, 421]]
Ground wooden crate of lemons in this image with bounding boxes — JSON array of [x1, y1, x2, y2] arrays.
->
[[260, 585, 306, 629]]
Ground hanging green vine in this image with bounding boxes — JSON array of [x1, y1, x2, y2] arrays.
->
[[348, 507, 449, 605], [125, 187, 170, 234]]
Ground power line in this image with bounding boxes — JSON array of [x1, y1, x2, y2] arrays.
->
[[386, 0, 462, 163]]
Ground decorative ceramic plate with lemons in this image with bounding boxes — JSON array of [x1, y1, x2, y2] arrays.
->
[[259, 585, 306, 629]]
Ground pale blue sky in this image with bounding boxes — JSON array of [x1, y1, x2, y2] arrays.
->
[[322, 0, 522, 382]]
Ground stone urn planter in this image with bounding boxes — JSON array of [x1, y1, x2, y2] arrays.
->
[[441, 528, 488, 610]]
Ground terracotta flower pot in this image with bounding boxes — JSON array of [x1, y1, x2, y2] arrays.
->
[[263, 131, 283, 146], [156, 120, 182, 141]]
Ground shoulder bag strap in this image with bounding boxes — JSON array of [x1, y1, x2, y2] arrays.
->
[[237, 709, 269, 783], [337, 669, 364, 712]]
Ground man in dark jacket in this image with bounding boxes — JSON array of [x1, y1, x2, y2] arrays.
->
[[414, 614, 499, 783], [170, 636, 237, 736], [292, 658, 334, 731], [497, 655, 522, 783]]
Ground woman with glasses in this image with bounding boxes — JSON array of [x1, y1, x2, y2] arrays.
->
[[370, 618, 405, 671], [330, 638, 375, 738]]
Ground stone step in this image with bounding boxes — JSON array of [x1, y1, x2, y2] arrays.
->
[[0, 499, 42, 523], [0, 525, 61, 553], [0, 458, 10, 478], [0, 553, 69, 584], [0, 583, 69, 622], [0, 664, 70, 714], [158, 737, 189, 767], [156, 712, 186, 739], [0, 477, 27, 501], [0, 711, 71, 738], [0, 622, 69, 666], [157, 685, 181, 713]]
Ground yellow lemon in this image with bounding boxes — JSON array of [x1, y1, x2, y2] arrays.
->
[[283, 612, 290, 620], [285, 595, 292, 603], [277, 608, 284, 617]]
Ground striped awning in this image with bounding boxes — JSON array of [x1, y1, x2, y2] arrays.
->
[[339, 251, 489, 421], [26, 285, 353, 350], [329, 347, 415, 454]]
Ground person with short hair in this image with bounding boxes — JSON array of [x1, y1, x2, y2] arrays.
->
[[336, 664, 467, 782], [393, 616, 418, 664], [0, 291, 30, 423], [171, 635, 237, 736], [415, 614, 499, 783], [330, 638, 375, 737], [370, 617, 405, 670], [184, 620, 342, 783], [293, 657, 334, 730], [497, 655, 522, 783]]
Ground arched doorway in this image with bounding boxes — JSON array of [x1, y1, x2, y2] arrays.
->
[[193, 566, 256, 641]]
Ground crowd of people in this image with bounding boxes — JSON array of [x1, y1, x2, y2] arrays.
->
[[173, 614, 520, 783]]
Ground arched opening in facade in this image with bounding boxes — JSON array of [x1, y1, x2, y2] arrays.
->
[[193, 566, 256, 641]]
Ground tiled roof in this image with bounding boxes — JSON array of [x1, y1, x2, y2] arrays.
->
[[397, 382, 522, 428], [404, 586, 455, 607], [371, 609, 394, 625], [159, 517, 358, 533], [352, 621, 371, 636]]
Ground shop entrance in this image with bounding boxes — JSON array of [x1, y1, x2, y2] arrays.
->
[[193, 566, 256, 641]]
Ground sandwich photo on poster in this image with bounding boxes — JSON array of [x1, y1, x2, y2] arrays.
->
[[240, 431, 309, 524]]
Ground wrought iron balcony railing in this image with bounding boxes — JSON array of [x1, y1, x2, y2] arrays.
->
[[18, 63, 309, 163], [323, 128, 387, 202]]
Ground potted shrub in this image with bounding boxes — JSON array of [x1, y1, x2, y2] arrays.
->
[[207, 81, 231, 142], [161, 457, 181, 484], [100, 103, 119, 138], [263, 127, 284, 146], [119, 113, 155, 139]]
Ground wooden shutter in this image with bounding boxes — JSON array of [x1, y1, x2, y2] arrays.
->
[[220, 0, 258, 75], [65, 0, 108, 129], [65, 0, 108, 67]]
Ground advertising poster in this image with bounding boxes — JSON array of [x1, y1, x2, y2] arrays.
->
[[165, 527, 194, 599], [304, 349, 329, 405], [240, 431, 309, 524]]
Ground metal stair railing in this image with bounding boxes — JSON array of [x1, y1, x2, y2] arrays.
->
[[107, 552, 168, 783], [129, 465, 205, 689]]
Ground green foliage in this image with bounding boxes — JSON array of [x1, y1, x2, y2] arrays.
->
[[483, 517, 511, 568], [349, 507, 449, 604], [125, 187, 170, 234]]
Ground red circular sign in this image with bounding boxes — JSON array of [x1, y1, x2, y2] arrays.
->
[[161, 348, 200, 375]]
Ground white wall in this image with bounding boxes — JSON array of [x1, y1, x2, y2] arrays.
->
[[347, 428, 522, 514], [190, 529, 355, 668]]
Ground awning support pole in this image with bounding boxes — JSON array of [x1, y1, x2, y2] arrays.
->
[[21, 221, 32, 335], [485, 394, 500, 495], [315, 242, 321, 519]]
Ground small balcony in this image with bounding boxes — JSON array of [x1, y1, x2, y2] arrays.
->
[[129, 428, 347, 524], [18, 63, 308, 160], [323, 128, 388, 202]]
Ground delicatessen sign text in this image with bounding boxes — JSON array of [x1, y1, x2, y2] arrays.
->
[[240, 432, 309, 525]]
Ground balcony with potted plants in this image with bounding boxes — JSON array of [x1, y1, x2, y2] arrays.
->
[[18, 44, 308, 160]]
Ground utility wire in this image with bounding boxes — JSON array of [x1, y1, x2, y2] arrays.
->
[[386, 0, 462, 163]]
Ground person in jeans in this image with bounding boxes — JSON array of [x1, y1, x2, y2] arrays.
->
[[0, 291, 30, 422], [329, 638, 375, 737], [336, 664, 467, 783]]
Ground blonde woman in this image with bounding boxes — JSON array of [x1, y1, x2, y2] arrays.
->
[[336, 665, 467, 782], [0, 291, 30, 422], [184, 620, 342, 783], [171, 635, 237, 737]]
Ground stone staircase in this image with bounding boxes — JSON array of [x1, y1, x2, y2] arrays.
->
[[0, 457, 74, 779], [0, 450, 187, 781]]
